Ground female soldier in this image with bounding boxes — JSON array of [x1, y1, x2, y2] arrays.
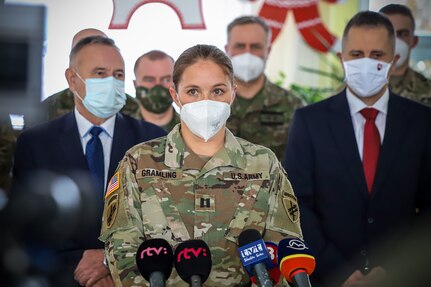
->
[[100, 44, 302, 286]]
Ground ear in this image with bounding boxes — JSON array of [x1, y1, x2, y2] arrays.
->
[[169, 87, 180, 107], [133, 79, 137, 87], [65, 68, 76, 91], [412, 35, 419, 49], [389, 54, 400, 77], [231, 83, 237, 104], [224, 44, 228, 53]]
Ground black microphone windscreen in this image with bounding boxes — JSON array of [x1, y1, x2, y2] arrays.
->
[[238, 229, 262, 246], [174, 239, 212, 284], [135, 238, 174, 281]]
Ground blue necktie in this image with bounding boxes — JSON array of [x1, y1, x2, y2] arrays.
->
[[86, 126, 105, 197]]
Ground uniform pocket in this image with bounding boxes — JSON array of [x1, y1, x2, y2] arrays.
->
[[224, 179, 269, 244]]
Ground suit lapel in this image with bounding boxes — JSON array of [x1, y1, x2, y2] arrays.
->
[[372, 94, 408, 194], [328, 91, 368, 197], [109, 113, 133, 179], [59, 112, 88, 170]]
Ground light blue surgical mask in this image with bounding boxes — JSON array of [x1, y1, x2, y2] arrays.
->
[[74, 72, 126, 118]]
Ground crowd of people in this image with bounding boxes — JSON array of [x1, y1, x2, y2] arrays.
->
[[1, 3, 430, 287]]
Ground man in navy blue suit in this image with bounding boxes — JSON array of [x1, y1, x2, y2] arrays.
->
[[12, 36, 166, 286], [284, 11, 431, 287]]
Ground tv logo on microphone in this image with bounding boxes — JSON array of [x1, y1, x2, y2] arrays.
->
[[238, 242, 268, 265], [287, 239, 308, 250], [140, 246, 169, 258], [176, 247, 208, 262]]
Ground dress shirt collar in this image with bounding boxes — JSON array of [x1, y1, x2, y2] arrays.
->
[[74, 107, 116, 138], [346, 87, 389, 116]]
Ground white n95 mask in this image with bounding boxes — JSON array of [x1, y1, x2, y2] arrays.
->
[[394, 37, 409, 68], [343, 58, 391, 98], [231, 53, 265, 83], [180, 100, 231, 142]]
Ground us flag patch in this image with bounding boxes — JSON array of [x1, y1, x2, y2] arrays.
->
[[105, 172, 120, 199]]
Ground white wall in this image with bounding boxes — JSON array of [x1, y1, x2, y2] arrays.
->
[[6, 0, 265, 99], [6, 0, 358, 100]]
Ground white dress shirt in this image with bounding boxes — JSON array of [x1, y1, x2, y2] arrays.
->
[[346, 87, 389, 160], [74, 107, 116, 188]]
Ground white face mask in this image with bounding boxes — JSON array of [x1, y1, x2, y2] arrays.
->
[[343, 58, 391, 98], [231, 53, 265, 83], [179, 100, 231, 142], [394, 37, 409, 68]]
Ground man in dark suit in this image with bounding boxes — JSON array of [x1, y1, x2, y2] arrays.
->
[[12, 36, 166, 287], [284, 11, 431, 287]]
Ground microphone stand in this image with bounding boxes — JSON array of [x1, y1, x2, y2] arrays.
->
[[190, 275, 202, 287]]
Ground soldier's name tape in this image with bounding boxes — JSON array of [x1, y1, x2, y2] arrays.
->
[[136, 168, 269, 181]]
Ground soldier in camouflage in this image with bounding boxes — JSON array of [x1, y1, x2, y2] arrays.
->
[[225, 16, 303, 161], [380, 4, 431, 107], [132, 50, 180, 131], [0, 117, 17, 193], [100, 44, 302, 286]]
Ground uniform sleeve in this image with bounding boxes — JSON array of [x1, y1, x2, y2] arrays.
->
[[99, 153, 146, 287], [264, 156, 303, 243]]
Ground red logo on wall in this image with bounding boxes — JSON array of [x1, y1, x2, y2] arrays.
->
[[109, 0, 206, 29]]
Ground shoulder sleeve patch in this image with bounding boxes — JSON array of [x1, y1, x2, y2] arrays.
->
[[105, 194, 119, 229], [105, 172, 120, 199], [282, 193, 300, 224]]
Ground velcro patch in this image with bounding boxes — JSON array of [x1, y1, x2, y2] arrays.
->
[[106, 194, 119, 229], [136, 168, 183, 179], [223, 171, 269, 181], [195, 194, 216, 212], [105, 172, 120, 199], [282, 193, 299, 223]]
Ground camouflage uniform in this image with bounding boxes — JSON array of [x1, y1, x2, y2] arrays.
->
[[227, 78, 303, 161], [160, 111, 180, 132], [100, 124, 302, 287], [389, 68, 431, 107], [0, 118, 17, 193], [40, 88, 140, 121]]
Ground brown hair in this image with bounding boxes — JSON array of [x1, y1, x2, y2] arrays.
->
[[379, 4, 415, 32], [133, 50, 174, 75], [342, 11, 395, 52], [227, 15, 271, 45], [172, 44, 234, 90]]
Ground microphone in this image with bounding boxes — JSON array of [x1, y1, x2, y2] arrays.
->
[[277, 238, 316, 287], [237, 229, 274, 287], [174, 239, 212, 287], [135, 238, 174, 287], [251, 242, 281, 285]]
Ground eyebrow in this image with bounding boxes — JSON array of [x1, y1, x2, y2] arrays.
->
[[92, 67, 107, 72], [213, 83, 228, 88], [396, 28, 411, 34]]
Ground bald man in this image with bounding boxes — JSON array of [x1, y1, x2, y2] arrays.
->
[[40, 28, 139, 122]]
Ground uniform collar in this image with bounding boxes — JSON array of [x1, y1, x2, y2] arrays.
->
[[164, 125, 246, 171]]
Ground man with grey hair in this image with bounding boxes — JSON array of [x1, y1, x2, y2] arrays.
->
[[40, 28, 139, 122], [225, 15, 302, 161], [13, 36, 165, 286]]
